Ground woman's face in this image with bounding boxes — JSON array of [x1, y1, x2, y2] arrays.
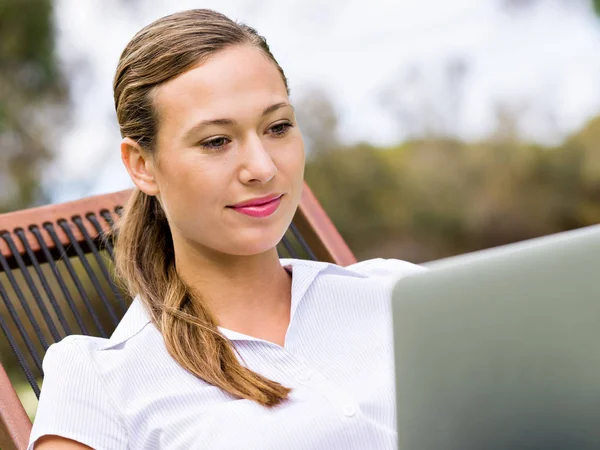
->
[[132, 45, 305, 258]]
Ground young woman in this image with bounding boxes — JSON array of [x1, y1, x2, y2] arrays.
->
[[29, 9, 424, 450]]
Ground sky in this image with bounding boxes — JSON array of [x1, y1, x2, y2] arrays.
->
[[49, 0, 600, 201]]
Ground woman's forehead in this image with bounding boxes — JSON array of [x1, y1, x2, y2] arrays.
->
[[153, 45, 288, 123]]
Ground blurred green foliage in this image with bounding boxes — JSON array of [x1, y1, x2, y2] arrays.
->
[[0, 0, 67, 213], [0, 0, 57, 92], [594, 0, 600, 16], [305, 116, 600, 263]]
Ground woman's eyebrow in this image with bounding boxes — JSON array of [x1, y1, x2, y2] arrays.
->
[[182, 102, 293, 141], [262, 101, 293, 117]]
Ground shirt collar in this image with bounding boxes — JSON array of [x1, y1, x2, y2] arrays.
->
[[98, 296, 151, 350], [99, 258, 366, 348], [218, 258, 329, 341]]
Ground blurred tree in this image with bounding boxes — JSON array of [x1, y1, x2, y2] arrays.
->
[[305, 112, 600, 263], [503, 0, 599, 15], [295, 86, 341, 155], [501, 0, 538, 11], [0, 0, 68, 212], [379, 58, 469, 140]]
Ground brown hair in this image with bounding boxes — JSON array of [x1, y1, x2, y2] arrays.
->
[[113, 9, 291, 407]]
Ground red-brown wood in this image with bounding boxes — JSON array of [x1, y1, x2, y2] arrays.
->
[[295, 183, 357, 266], [0, 364, 31, 450], [0, 190, 131, 258]]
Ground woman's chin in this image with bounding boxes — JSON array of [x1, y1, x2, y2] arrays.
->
[[233, 243, 281, 257], [225, 234, 286, 257]]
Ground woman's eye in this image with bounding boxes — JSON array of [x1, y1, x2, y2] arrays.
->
[[269, 122, 293, 137], [200, 136, 230, 149]]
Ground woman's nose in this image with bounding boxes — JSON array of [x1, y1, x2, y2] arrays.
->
[[238, 136, 277, 185]]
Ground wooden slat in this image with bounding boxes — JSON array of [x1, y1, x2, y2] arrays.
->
[[295, 183, 357, 266], [0, 364, 31, 450], [0, 190, 131, 258]]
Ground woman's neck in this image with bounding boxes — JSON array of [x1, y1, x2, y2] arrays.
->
[[174, 244, 293, 343]]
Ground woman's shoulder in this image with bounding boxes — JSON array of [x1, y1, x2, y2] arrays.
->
[[345, 258, 426, 278], [282, 257, 424, 275], [36, 298, 158, 402], [286, 257, 425, 278], [281, 257, 426, 290], [44, 297, 153, 355], [41, 334, 102, 375], [37, 334, 112, 384]]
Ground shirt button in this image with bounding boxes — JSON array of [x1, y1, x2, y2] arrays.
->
[[343, 404, 357, 417], [298, 369, 313, 382]]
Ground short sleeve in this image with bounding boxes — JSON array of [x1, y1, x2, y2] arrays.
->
[[28, 337, 128, 450]]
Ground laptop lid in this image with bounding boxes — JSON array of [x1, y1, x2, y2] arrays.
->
[[392, 225, 600, 450]]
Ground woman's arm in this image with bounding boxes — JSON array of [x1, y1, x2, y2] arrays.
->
[[34, 435, 93, 449]]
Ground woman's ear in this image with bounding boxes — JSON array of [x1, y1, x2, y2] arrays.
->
[[121, 137, 160, 196]]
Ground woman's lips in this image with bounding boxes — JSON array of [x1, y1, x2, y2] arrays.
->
[[228, 195, 283, 218]]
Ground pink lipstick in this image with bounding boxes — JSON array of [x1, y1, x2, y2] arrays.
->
[[228, 194, 283, 218]]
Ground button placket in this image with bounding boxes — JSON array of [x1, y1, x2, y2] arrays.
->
[[297, 368, 359, 418], [297, 368, 313, 382], [286, 351, 359, 419], [342, 404, 357, 417]]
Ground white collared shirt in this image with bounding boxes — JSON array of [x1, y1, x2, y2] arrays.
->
[[29, 258, 424, 450]]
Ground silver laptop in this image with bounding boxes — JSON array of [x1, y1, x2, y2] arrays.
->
[[392, 224, 600, 449]]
